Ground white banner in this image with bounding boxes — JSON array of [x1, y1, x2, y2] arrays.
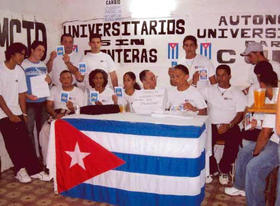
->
[[62, 13, 280, 88]]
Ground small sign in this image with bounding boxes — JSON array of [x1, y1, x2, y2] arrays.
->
[[244, 113, 252, 130], [114, 87, 123, 97], [60, 92, 69, 103], [90, 91, 99, 104], [78, 62, 87, 75], [56, 45, 65, 56]]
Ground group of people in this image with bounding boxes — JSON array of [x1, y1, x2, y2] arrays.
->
[[0, 32, 280, 205]]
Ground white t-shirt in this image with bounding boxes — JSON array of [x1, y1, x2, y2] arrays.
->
[[248, 60, 280, 88], [0, 63, 27, 119], [50, 52, 82, 87], [86, 87, 115, 105], [81, 52, 116, 89], [167, 86, 207, 111], [200, 85, 247, 124], [178, 54, 215, 88], [47, 86, 85, 110], [262, 114, 279, 144]]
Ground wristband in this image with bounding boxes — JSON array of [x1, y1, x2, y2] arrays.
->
[[191, 83, 197, 88], [22, 113, 27, 117]]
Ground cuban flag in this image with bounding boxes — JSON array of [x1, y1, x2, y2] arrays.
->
[[168, 43, 179, 59], [72, 45, 78, 53], [48, 115, 206, 206], [200, 43, 212, 59]]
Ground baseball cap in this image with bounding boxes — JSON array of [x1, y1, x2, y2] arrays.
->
[[240, 42, 263, 56]]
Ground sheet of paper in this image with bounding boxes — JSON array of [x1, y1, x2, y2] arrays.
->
[[30, 75, 50, 98]]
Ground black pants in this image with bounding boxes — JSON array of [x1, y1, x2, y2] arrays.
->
[[0, 116, 43, 175], [210, 124, 242, 174]]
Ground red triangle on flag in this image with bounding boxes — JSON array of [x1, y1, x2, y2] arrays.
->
[[55, 119, 125, 193], [169, 43, 178, 49], [202, 43, 211, 49]]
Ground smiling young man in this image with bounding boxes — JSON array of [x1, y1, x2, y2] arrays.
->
[[0, 43, 50, 183], [200, 65, 247, 185], [178, 35, 216, 89], [21, 41, 51, 154], [80, 33, 118, 90]]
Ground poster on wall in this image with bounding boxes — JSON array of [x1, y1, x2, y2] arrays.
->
[[62, 13, 280, 87]]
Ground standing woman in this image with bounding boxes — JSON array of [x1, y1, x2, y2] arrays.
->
[[21, 41, 51, 155], [123, 71, 141, 112]]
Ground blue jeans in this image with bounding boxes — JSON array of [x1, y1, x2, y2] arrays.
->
[[233, 141, 279, 206], [276, 145, 280, 206]]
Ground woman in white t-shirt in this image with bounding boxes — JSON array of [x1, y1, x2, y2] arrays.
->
[[87, 69, 117, 105], [167, 64, 207, 115], [123, 71, 141, 112]]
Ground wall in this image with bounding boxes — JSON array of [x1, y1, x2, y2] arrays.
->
[[1, 0, 280, 87]]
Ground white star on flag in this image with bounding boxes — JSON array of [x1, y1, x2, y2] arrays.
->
[[65, 142, 90, 170]]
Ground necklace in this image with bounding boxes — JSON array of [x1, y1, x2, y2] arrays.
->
[[217, 86, 230, 96], [185, 56, 196, 71]]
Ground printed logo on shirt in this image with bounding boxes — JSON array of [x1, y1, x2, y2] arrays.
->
[[200, 43, 212, 59], [168, 43, 179, 60]]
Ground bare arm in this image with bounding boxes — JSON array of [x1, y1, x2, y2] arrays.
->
[[253, 127, 272, 155], [110, 71, 118, 87], [19, 92, 27, 114], [46, 51, 57, 73], [46, 100, 56, 118], [0, 95, 21, 122]]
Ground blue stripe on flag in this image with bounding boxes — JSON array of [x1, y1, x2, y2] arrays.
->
[[62, 184, 205, 206], [171, 46, 174, 59], [113, 150, 205, 177], [175, 44, 179, 59], [168, 44, 170, 59], [200, 44, 203, 55], [204, 46, 207, 57], [209, 44, 212, 59], [64, 118, 206, 138]]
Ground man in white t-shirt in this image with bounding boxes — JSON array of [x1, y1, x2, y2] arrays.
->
[[39, 70, 85, 164], [200, 65, 247, 185], [240, 41, 280, 93], [0, 43, 49, 183], [139, 70, 157, 90], [178, 35, 216, 89], [225, 69, 279, 206], [46, 34, 83, 87], [80, 33, 118, 90]]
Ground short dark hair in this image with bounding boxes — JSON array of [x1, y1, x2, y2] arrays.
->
[[183, 35, 197, 46], [216, 64, 231, 75], [254, 61, 273, 76], [259, 70, 278, 87], [139, 70, 149, 82], [89, 69, 108, 88], [28, 40, 45, 57], [174, 64, 189, 75], [5, 42, 27, 61], [60, 33, 73, 43], [89, 33, 102, 42], [123, 71, 141, 90], [60, 70, 72, 77]]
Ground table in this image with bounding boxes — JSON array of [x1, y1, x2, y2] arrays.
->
[[47, 113, 208, 206], [247, 104, 277, 114]]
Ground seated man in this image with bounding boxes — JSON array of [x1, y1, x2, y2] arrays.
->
[[200, 64, 247, 185], [225, 70, 279, 206], [39, 70, 85, 164], [139, 70, 157, 90]]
